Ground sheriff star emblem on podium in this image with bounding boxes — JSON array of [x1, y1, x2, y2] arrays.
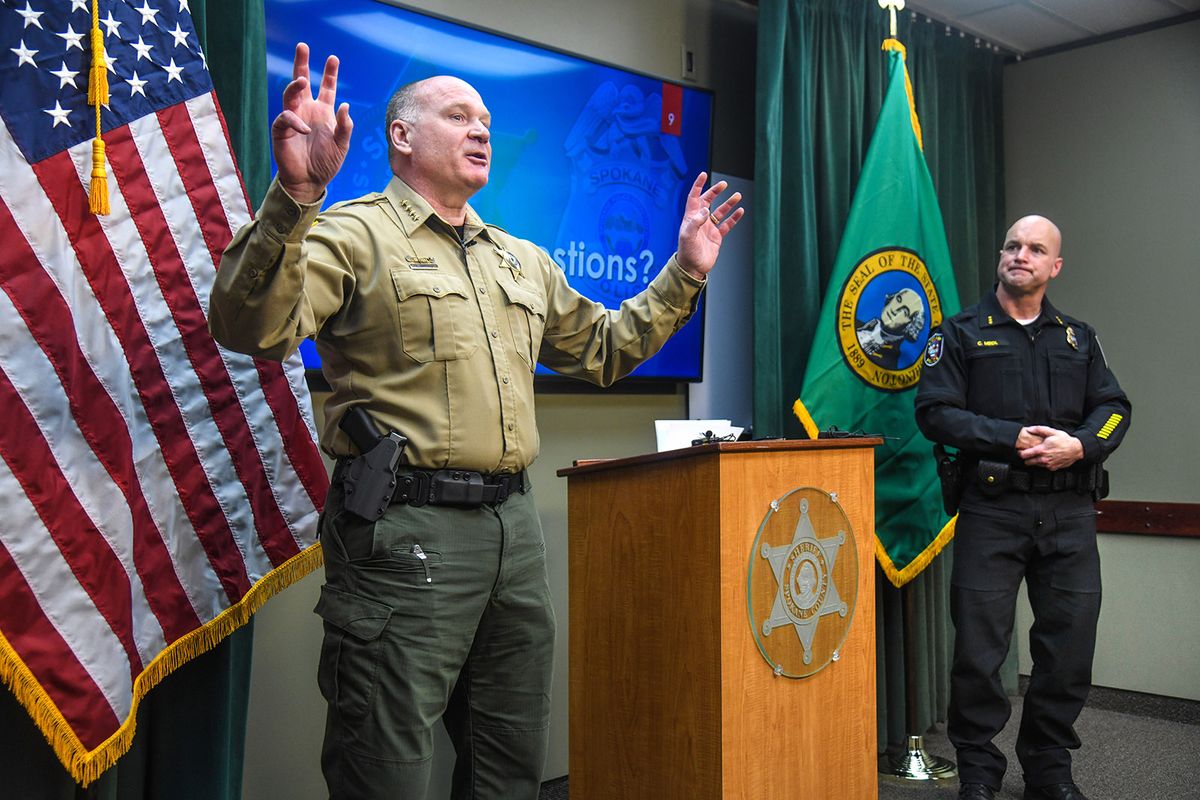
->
[[748, 488, 858, 678]]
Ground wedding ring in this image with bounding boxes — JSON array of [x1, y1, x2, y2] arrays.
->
[[709, 212, 720, 226]]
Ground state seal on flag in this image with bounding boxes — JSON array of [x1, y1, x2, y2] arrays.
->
[[747, 488, 858, 678], [836, 247, 943, 392]]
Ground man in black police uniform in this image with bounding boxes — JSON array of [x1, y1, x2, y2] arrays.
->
[[915, 215, 1130, 800]]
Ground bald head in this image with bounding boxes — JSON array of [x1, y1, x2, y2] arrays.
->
[[385, 76, 481, 134], [384, 75, 492, 221], [1006, 215, 1062, 259], [995, 214, 1065, 307]]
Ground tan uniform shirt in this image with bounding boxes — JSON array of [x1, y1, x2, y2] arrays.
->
[[210, 177, 704, 472]]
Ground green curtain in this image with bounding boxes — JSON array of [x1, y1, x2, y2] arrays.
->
[[754, 0, 1007, 750], [0, 2, 269, 797], [193, 0, 272, 208]]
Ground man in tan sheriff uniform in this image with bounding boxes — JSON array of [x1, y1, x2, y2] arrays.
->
[[209, 43, 744, 800]]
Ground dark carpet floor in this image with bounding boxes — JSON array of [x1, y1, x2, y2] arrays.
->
[[537, 684, 1200, 799]]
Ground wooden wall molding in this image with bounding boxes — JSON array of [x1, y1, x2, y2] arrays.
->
[[1096, 500, 1200, 538]]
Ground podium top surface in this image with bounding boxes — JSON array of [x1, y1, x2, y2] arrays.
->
[[555, 436, 883, 478]]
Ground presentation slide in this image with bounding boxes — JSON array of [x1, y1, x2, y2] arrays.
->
[[264, 0, 713, 380]]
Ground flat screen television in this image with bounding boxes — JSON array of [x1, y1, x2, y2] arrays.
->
[[263, 0, 713, 382]]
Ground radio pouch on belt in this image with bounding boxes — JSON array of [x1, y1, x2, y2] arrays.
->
[[339, 408, 408, 521], [933, 444, 964, 516]]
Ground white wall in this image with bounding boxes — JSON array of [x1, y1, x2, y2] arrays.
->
[[240, 1, 748, 796], [688, 173, 755, 429], [1004, 19, 1200, 700]]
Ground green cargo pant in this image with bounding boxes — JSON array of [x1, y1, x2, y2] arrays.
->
[[315, 477, 554, 800]]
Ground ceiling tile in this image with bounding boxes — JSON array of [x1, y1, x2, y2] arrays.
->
[[956, 3, 1093, 52], [904, 0, 1003, 21], [1030, 0, 1183, 35]]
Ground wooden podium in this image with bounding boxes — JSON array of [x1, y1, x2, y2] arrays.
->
[[557, 439, 880, 800]]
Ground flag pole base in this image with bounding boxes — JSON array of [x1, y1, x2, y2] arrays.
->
[[878, 734, 958, 782]]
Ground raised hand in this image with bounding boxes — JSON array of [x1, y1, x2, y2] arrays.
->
[[676, 172, 745, 280], [272, 42, 354, 205]]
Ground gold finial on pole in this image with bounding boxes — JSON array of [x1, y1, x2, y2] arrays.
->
[[878, 0, 905, 38]]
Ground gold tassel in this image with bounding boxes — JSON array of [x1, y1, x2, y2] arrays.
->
[[87, 1, 108, 106], [87, 0, 109, 215], [89, 136, 110, 215]]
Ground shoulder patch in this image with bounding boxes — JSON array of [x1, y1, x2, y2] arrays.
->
[[923, 332, 944, 367]]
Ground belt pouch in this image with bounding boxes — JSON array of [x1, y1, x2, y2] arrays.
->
[[429, 470, 486, 507], [976, 460, 1010, 497]]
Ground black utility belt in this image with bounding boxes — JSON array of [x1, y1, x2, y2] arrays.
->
[[393, 468, 527, 508], [974, 460, 1100, 495]]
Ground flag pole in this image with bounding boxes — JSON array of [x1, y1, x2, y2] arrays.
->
[[871, 0, 957, 784], [878, 580, 958, 782]]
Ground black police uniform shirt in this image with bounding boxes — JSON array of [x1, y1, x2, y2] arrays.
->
[[914, 291, 1130, 465]]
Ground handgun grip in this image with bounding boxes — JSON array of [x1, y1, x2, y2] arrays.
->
[[340, 406, 383, 454]]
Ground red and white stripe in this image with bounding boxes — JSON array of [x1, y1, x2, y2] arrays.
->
[[0, 92, 327, 750]]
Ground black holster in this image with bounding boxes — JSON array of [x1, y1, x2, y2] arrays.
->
[[339, 408, 408, 521], [1091, 463, 1110, 501], [934, 444, 965, 516]]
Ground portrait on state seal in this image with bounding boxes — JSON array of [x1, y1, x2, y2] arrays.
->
[[855, 287, 926, 370], [836, 247, 943, 392]]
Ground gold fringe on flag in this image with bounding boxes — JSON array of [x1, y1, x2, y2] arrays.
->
[[87, 0, 109, 215], [881, 38, 924, 151], [876, 515, 957, 588], [0, 543, 325, 787], [791, 397, 821, 441]]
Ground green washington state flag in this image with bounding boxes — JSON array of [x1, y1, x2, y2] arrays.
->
[[794, 40, 961, 588]]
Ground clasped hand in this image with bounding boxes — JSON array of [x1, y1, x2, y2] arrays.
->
[[1016, 425, 1084, 471]]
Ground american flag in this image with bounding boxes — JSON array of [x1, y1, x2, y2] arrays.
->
[[0, 0, 327, 783]]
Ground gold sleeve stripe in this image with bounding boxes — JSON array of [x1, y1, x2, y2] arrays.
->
[[1097, 413, 1124, 440]]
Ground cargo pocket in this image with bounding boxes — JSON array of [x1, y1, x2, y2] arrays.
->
[[496, 276, 546, 372], [314, 584, 392, 722], [1050, 505, 1101, 593], [391, 270, 478, 363]]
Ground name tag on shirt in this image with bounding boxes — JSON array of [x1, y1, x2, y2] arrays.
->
[[405, 256, 439, 270]]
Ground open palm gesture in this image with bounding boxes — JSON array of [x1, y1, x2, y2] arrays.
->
[[272, 43, 354, 205], [676, 172, 745, 279]]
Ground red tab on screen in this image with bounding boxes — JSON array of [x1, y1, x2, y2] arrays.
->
[[661, 82, 683, 136]]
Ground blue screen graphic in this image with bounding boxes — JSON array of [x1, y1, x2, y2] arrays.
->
[[263, 0, 713, 380]]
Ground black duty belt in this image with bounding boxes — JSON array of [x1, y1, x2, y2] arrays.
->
[[393, 467, 527, 508], [1007, 467, 1088, 493], [970, 458, 1098, 495]]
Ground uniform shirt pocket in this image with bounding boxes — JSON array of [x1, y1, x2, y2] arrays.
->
[[391, 270, 478, 363], [496, 275, 547, 372], [965, 347, 1023, 419], [1048, 351, 1089, 424]]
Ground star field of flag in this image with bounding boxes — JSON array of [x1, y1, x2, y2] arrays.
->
[[0, 0, 211, 163], [0, 0, 327, 782]]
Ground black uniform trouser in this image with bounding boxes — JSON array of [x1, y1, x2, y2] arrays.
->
[[948, 488, 1101, 789], [315, 478, 554, 800]]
